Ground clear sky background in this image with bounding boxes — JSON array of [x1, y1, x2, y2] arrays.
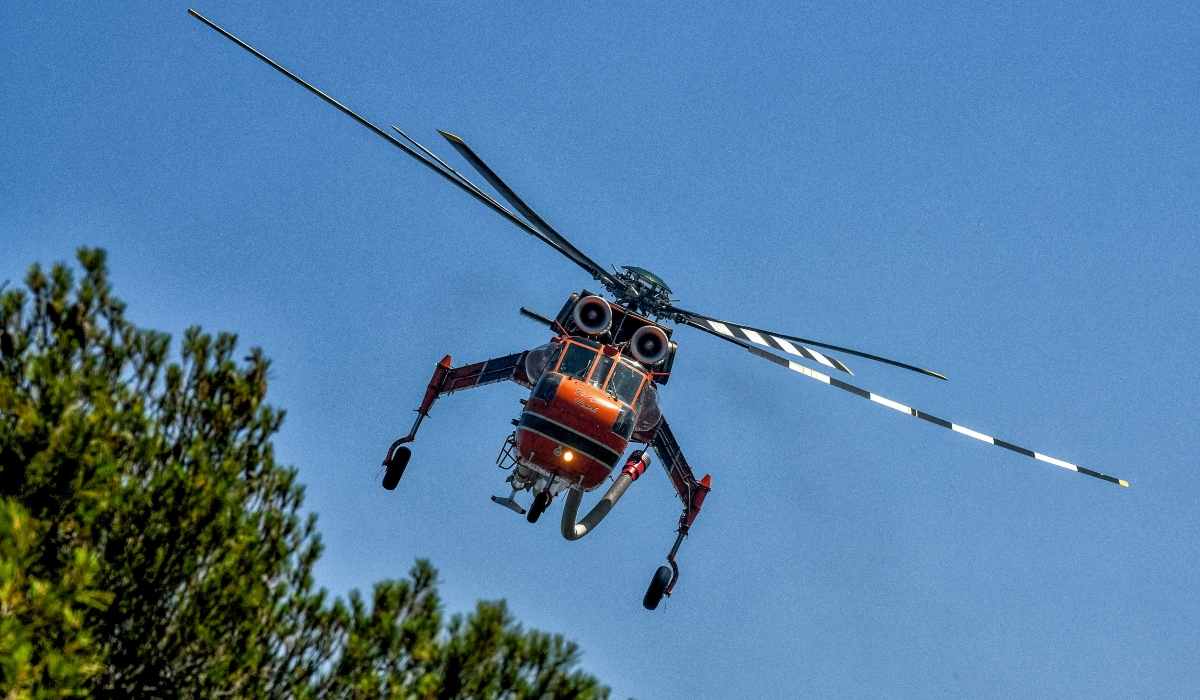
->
[[3, 1, 1198, 697]]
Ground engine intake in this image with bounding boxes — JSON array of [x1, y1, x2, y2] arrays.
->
[[630, 325, 669, 365], [572, 295, 612, 334]]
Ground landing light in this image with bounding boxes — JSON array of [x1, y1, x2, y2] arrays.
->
[[563, 450, 574, 462]]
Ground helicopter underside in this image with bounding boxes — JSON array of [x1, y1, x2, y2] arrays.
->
[[510, 416, 621, 493]]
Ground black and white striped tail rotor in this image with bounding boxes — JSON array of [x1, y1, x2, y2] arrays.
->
[[732, 341, 1128, 487]]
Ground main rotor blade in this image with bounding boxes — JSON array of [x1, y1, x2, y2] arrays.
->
[[715, 331, 1127, 487], [680, 315, 854, 375], [390, 125, 493, 201], [187, 9, 608, 283], [672, 306, 945, 380], [437, 130, 617, 286]]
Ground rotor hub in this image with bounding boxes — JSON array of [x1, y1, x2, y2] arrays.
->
[[606, 266, 679, 319]]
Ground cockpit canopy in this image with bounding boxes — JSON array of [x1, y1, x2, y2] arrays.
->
[[549, 339, 646, 404], [524, 339, 661, 433]]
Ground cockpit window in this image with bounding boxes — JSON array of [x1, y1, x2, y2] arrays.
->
[[556, 343, 597, 380], [523, 342, 562, 385], [605, 361, 644, 405], [588, 354, 615, 389]]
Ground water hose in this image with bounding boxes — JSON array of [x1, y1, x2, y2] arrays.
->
[[560, 450, 650, 541]]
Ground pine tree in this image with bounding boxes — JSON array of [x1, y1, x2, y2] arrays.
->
[[0, 249, 613, 700]]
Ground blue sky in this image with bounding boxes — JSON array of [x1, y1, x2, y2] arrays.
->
[[3, 1, 1198, 697]]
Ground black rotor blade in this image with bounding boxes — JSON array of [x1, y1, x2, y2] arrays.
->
[[670, 305, 946, 380], [188, 9, 608, 283], [437, 130, 617, 286], [390, 125, 492, 199]]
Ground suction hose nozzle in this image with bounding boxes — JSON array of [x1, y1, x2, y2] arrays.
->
[[560, 450, 651, 541]]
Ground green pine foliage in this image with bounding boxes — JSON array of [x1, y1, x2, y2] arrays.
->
[[0, 249, 612, 700]]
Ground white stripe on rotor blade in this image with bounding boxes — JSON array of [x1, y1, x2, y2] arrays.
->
[[742, 328, 768, 346], [788, 361, 832, 383], [772, 336, 802, 356], [709, 321, 734, 337], [870, 393, 912, 414], [951, 424, 995, 444], [739, 331, 768, 348], [807, 348, 838, 369], [1034, 452, 1079, 472], [767, 352, 1118, 484]]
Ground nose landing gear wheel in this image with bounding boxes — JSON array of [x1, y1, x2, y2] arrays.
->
[[643, 565, 673, 610], [382, 446, 411, 491], [526, 490, 551, 523]]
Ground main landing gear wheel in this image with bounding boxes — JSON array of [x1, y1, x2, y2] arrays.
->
[[382, 446, 411, 491], [643, 565, 673, 610], [526, 490, 551, 523]]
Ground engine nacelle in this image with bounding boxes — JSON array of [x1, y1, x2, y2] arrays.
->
[[572, 295, 612, 334], [630, 325, 669, 365]]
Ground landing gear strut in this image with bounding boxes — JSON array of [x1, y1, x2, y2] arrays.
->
[[380, 356, 453, 491], [643, 528, 686, 610]]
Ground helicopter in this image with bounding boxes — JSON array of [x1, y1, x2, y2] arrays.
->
[[189, 9, 1129, 611]]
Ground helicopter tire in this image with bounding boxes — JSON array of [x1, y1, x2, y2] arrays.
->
[[382, 446, 411, 491], [642, 565, 673, 610], [527, 490, 551, 523]]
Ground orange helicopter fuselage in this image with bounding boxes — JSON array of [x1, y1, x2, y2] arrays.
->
[[515, 338, 649, 491]]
